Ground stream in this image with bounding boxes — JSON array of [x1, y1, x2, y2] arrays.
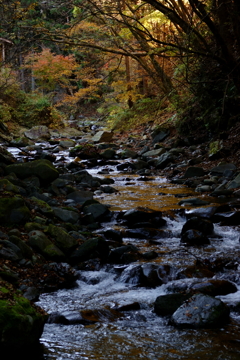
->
[[33, 163, 240, 360], [5, 137, 240, 359]]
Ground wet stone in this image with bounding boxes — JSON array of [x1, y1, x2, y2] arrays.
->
[[181, 229, 210, 246], [154, 293, 191, 316], [171, 293, 230, 328]]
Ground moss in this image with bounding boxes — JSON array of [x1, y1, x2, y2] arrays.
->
[[0, 287, 9, 294], [0, 197, 31, 225], [30, 197, 54, 216], [0, 290, 46, 349]]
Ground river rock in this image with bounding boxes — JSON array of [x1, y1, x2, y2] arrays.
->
[[99, 185, 117, 193], [52, 207, 79, 224], [67, 189, 94, 204], [23, 286, 40, 302], [59, 139, 76, 148], [178, 198, 210, 206], [212, 211, 240, 225], [185, 206, 218, 219], [151, 129, 170, 144], [92, 131, 113, 143], [10, 136, 33, 147], [6, 159, 59, 184], [0, 197, 31, 225], [24, 125, 51, 140], [182, 166, 205, 178], [210, 163, 237, 176], [0, 284, 46, 351], [46, 224, 78, 254], [100, 228, 123, 243], [69, 144, 99, 159], [42, 243, 66, 261], [142, 148, 166, 158], [47, 311, 93, 325], [70, 237, 109, 264], [227, 173, 240, 189], [9, 235, 34, 259], [0, 240, 23, 261], [190, 279, 237, 296], [120, 149, 138, 159], [181, 216, 214, 235], [83, 202, 110, 220], [122, 207, 163, 225], [0, 179, 23, 194], [108, 244, 139, 264], [171, 293, 229, 328], [28, 230, 56, 255], [154, 293, 191, 316], [181, 229, 210, 246], [100, 148, 116, 159], [119, 264, 143, 285], [133, 159, 149, 170], [141, 263, 164, 287], [0, 145, 16, 164], [154, 152, 175, 169], [30, 196, 54, 217]]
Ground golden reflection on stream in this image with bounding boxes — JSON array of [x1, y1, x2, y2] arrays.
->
[[94, 173, 211, 212]]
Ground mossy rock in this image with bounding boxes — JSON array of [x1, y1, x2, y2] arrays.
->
[[30, 196, 54, 217], [6, 159, 59, 184], [0, 179, 20, 194], [46, 224, 78, 254], [0, 284, 46, 350], [24, 222, 48, 232], [42, 244, 65, 261], [0, 197, 31, 225]]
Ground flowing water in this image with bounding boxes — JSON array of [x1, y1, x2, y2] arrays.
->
[[35, 165, 240, 360]]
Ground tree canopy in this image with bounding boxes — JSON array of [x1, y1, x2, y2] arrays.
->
[[0, 0, 240, 132]]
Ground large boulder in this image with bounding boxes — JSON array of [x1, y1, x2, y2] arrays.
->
[[6, 159, 59, 184], [24, 125, 50, 140], [171, 293, 229, 328], [92, 131, 113, 143]]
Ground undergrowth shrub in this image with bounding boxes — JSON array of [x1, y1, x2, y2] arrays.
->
[[0, 67, 63, 128]]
